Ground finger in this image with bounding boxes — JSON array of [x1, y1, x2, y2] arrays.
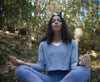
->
[[12, 56, 16, 59], [88, 55, 91, 62], [84, 55, 90, 65], [10, 59, 16, 65], [13, 58, 19, 66], [10, 56, 14, 58], [84, 56, 88, 65], [10, 56, 17, 66], [11, 58, 18, 66], [10, 56, 14, 62], [82, 55, 86, 64], [81, 58, 85, 65], [82, 55, 87, 65], [85, 55, 91, 64], [83, 55, 88, 65], [10, 56, 15, 61], [13, 56, 16, 59]]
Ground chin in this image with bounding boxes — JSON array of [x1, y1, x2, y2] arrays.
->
[[53, 29, 61, 32], [52, 27, 61, 32]]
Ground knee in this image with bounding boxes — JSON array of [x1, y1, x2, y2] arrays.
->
[[15, 65, 27, 77], [70, 66, 91, 82], [77, 66, 90, 72], [71, 66, 91, 77]]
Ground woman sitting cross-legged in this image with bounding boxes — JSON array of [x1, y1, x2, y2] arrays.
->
[[10, 14, 91, 82]]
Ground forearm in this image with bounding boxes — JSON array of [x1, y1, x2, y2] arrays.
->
[[30, 63, 45, 72], [77, 62, 91, 69], [15, 59, 30, 67], [89, 65, 100, 69], [23, 62, 31, 67], [77, 61, 85, 66]]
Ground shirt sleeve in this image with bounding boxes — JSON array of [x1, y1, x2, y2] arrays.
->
[[30, 42, 45, 72], [71, 40, 78, 70]]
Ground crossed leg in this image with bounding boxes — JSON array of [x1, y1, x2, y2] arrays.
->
[[61, 66, 91, 82], [15, 65, 52, 82], [15, 65, 90, 82]]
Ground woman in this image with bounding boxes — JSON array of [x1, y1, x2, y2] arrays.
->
[[10, 15, 91, 82]]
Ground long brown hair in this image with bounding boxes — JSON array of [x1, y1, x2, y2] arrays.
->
[[40, 15, 74, 44]]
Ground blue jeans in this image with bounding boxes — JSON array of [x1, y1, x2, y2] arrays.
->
[[15, 65, 90, 82]]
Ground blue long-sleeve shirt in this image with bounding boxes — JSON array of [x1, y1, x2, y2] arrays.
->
[[30, 39, 78, 72]]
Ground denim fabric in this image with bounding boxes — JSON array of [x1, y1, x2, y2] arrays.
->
[[15, 65, 90, 82]]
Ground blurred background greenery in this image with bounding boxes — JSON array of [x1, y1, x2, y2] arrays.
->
[[0, 0, 100, 82]]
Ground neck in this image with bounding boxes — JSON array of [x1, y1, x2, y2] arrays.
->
[[53, 32, 62, 43]]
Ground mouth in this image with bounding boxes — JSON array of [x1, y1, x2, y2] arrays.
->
[[54, 25, 59, 27]]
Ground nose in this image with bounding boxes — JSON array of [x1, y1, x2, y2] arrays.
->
[[55, 20, 58, 24]]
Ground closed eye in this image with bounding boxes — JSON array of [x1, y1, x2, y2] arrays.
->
[[52, 19, 62, 23]]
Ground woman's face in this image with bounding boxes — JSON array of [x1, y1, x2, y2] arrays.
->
[[51, 16, 62, 32]]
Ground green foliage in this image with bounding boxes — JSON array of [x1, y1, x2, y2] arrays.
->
[[0, 0, 100, 81], [89, 69, 100, 82], [0, 32, 38, 81]]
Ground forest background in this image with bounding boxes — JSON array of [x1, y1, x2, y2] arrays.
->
[[0, 0, 100, 82]]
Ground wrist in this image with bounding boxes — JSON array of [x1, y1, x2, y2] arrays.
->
[[24, 63, 30, 67], [77, 61, 81, 66], [77, 61, 85, 66], [79, 61, 82, 65]]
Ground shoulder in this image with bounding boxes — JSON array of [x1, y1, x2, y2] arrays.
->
[[39, 41, 47, 47], [71, 39, 77, 46]]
